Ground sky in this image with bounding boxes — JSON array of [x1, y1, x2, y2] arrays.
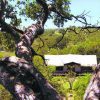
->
[[44, 0, 100, 28], [6, 0, 100, 29], [69, 0, 100, 25]]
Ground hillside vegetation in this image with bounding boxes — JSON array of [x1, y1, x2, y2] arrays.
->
[[0, 28, 100, 99], [32, 28, 100, 59], [0, 28, 100, 58]]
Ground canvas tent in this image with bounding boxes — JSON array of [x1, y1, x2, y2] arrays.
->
[[45, 54, 97, 67]]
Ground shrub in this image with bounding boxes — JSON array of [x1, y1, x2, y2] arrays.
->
[[50, 76, 70, 96], [73, 74, 91, 100], [0, 85, 12, 100]]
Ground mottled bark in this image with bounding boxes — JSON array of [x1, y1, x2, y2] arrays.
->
[[0, 55, 61, 100], [0, 0, 61, 99], [0, 60, 37, 100], [0, 11, 61, 100], [84, 64, 100, 100]]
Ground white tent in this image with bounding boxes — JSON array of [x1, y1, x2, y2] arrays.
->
[[45, 55, 64, 66], [45, 54, 97, 67]]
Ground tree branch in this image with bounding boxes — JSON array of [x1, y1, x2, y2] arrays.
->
[[0, 60, 37, 100], [0, 19, 20, 42], [0, 0, 7, 20], [11, 26, 24, 34], [48, 4, 72, 20], [36, 0, 49, 26], [0, 56, 61, 100], [0, 0, 20, 41]]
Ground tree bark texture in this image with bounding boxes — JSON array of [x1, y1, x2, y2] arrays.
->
[[0, 60, 36, 100], [0, 21, 61, 100], [0, 0, 61, 99], [84, 64, 100, 100]]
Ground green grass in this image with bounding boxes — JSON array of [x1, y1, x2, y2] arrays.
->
[[0, 51, 15, 58]]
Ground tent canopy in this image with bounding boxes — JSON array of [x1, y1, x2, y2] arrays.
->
[[45, 54, 97, 67]]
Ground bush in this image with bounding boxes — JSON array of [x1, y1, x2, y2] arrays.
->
[[73, 74, 91, 100], [50, 76, 70, 96], [0, 85, 12, 100]]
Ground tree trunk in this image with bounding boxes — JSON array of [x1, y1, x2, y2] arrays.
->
[[0, 20, 61, 100], [0, 1, 61, 98], [0, 56, 61, 100], [84, 64, 100, 100], [0, 61, 37, 100]]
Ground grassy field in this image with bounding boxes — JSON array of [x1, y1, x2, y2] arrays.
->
[[0, 51, 15, 58]]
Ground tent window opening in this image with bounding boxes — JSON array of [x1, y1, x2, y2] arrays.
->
[[56, 67, 63, 71]]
